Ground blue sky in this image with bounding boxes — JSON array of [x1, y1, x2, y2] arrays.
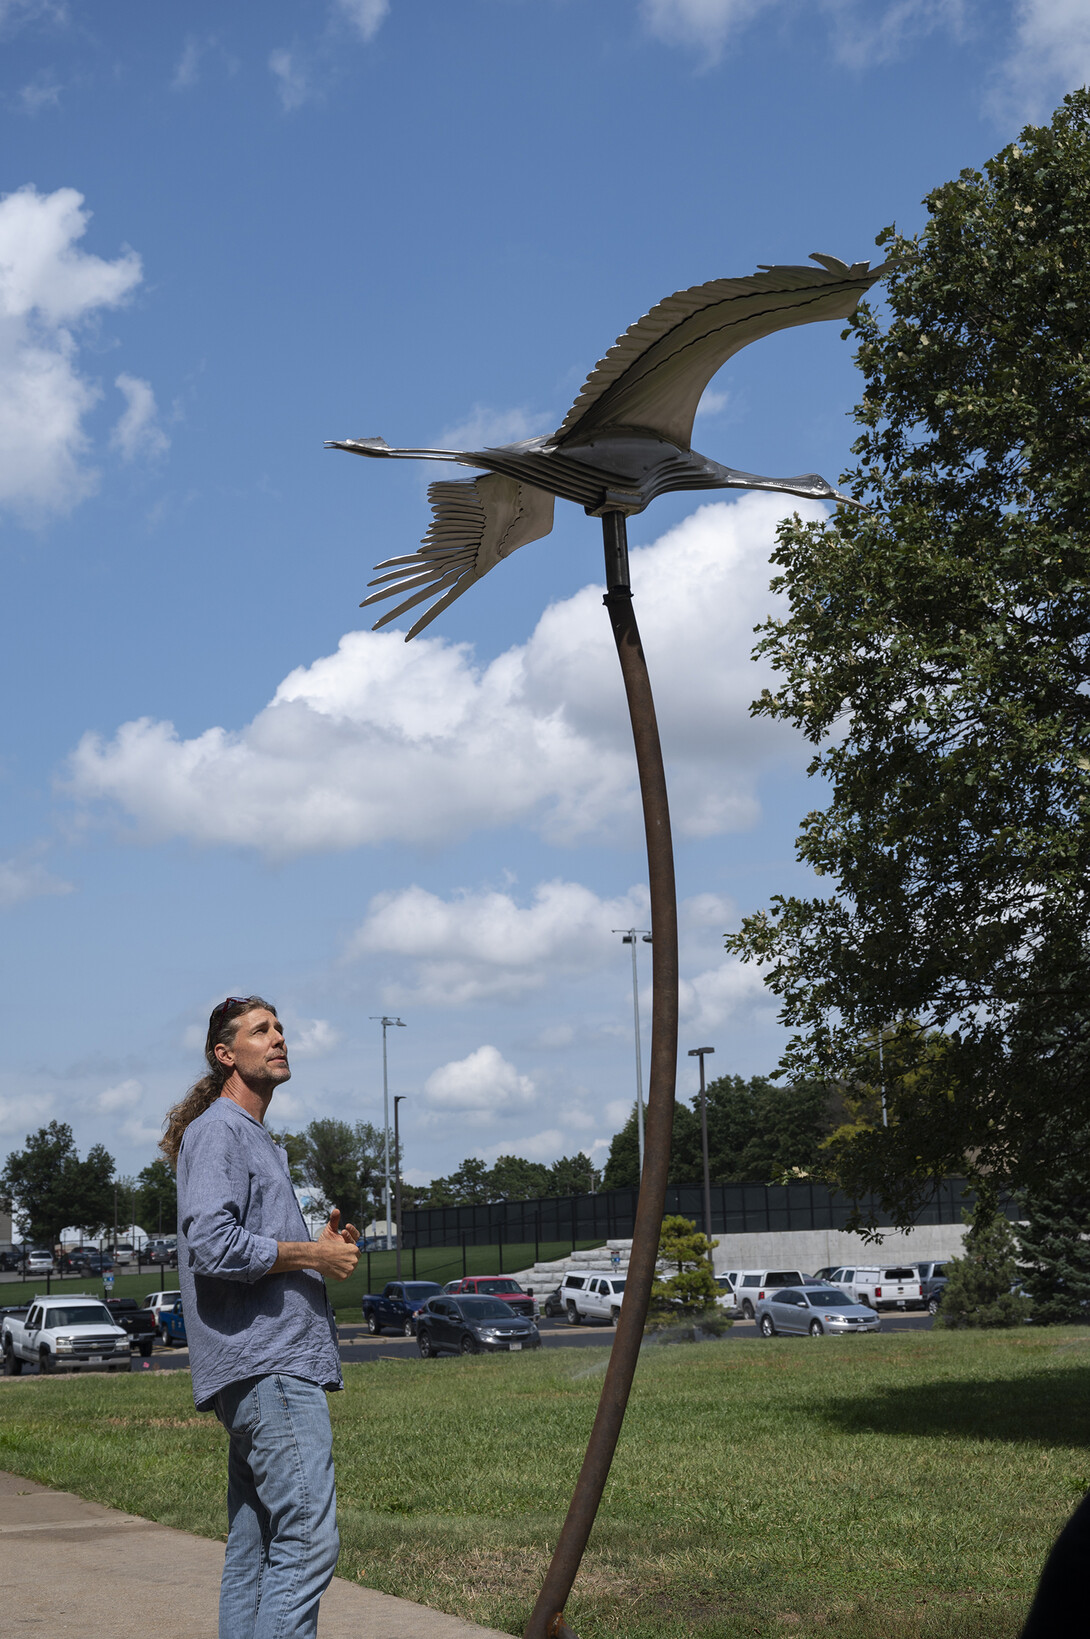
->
[[0, 0, 1085, 1194]]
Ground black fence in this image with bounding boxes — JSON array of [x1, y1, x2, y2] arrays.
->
[[402, 1177, 1018, 1249]]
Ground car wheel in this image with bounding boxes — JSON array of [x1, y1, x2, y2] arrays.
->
[[808, 1320, 824, 1337], [460, 1334, 477, 1355], [566, 1302, 582, 1326], [403, 1318, 414, 1337], [2, 1344, 22, 1376], [759, 1314, 775, 1337], [928, 1296, 940, 1315], [139, 1341, 153, 1358], [39, 1346, 55, 1375], [366, 1314, 380, 1336], [742, 1300, 755, 1320], [610, 1306, 620, 1325], [160, 1326, 172, 1346], [417, 1331, 434, 1359]]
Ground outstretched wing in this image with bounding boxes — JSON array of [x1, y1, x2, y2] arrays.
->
[[361, 473, 554, 640], [554, 253, 887, 451]]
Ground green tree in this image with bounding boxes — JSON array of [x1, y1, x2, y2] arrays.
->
[[136, 1157, 177, 1237], [1, 1122, 115, 1244], [650, 1215, 720, 1312], [728, 90, 1090, 1217], [488, 1154, 552, 1200], [1017, 1146, 1090, 1324], [935, 1192, 1031, 1330], [301, 1119, 385, 1221], [548, 1153, 596, 1196]]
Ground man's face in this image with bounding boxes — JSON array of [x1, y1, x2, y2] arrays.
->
[[216, 1008, 291, 1090]]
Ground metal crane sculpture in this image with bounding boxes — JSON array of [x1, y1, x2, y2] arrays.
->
[[328, 252, 885, 1639]]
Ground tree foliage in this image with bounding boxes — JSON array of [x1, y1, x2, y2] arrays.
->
[[136, 1157, 178, 1236], [934, 1192, 1031, 1329], [1, 1122, 116, 1244], [728, 90, 1090, 1214], [290, 1118, 385, 1220], [417, 1151, 598, 1209], [650, 1215, 720, 1311], [1017, 1141, 1090, 1324], [602, 1075, 833, 1190]]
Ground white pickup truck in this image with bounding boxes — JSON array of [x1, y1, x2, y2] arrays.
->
[[2, 1294, 132, 1374], [827, 1264, 924, 1312]]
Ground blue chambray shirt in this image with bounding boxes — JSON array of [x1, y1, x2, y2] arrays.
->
[[177, 1097, 342, 1410]]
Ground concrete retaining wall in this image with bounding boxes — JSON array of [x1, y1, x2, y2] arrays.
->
[[509, 1222, 969, 1290]]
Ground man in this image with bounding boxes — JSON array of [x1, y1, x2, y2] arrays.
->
[[163, 996, 359, 1639]]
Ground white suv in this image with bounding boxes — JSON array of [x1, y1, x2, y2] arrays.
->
[[560, 1270, 626, 1325], [733, 1269, 808, 1319], [828, 1265, 924, 1311]]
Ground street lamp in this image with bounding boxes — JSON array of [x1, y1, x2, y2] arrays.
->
[[613, 928, 652, 1177], [393, 1095, 407, 1277], [370, 1015, 406, 1248], [687, 1046, 715, 1255]]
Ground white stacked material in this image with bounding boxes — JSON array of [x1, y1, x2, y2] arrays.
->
[[508, 1240, 631, 1290]]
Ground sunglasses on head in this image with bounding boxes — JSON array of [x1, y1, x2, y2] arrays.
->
[[210, 996, 253, 1025]]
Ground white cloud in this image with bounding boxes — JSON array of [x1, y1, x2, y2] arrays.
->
[[423, 1044, 537, 1123], [0, 184, 143, 521], [288, 1018, 340, 1057], [679, 954, 773, 1034], [110, 373, 169, 461], [19, 73, 61, 113], [334, 0, 389, 43], [820, 0, 966, 69], [97, 1077, 141, 1113], [269, 49, 312, 111], [991, 0, 1090, 118], [694, 388, 729, 419], [640, 0, 773, 57], [67, 493, 819, 856], [173, 37, 203, 89], [0, 854, 72, 908], [353, 879, 650, 1006]]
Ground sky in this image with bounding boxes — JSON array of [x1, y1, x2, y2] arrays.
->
[[0, 0, 1086, 1196]]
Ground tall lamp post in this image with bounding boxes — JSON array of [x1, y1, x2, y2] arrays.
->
[[370, 1015, 405, 1247], [393, 1095, 406, 1277], [613, 928, 652, 1176], [687, 1046, 715, 1254]]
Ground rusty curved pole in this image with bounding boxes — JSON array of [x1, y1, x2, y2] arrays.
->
[[523, 511, 679, 1639]]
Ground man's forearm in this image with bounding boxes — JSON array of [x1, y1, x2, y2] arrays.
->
[[271, 1242, 323, 1275]]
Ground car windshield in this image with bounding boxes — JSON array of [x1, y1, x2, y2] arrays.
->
[[458, 1298, 517, 1320], [44, 1304, 115, 1327], [885, 1268, 917, 1280], [806, 1291, 857, 1306], [403, 1283, 442, 1300], [477, 1279, 522, 1293]]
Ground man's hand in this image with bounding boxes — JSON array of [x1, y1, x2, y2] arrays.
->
[[272, 1208, 360, 1282], [320, 1207, 360, 1245]]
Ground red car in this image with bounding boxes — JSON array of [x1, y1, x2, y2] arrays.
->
[[446, 1277, 535, 1318]]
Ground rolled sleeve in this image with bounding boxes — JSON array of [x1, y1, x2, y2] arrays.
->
[[179, 1123, 280, 1283]]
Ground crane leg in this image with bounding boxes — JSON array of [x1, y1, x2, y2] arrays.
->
[[522, 512, 679, 1639]]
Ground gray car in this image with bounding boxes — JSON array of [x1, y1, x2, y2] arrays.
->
[[756, 1287, 880, 1337]]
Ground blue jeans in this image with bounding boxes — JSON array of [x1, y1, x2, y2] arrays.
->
[[213, 1374, 340, 1639]]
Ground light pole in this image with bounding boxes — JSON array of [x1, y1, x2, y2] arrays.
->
[[687, 1046, 715, 1256], [613, 928, 652, 1177], [393, 1095, 406, 1277], [370, 1016, 405, 1247], [878, 1026, 888, 1128]]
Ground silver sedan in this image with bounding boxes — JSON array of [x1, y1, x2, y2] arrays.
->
[[756, 1287, 880, 1337]]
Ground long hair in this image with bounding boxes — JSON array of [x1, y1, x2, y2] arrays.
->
[[160, 996, 276, 1170]]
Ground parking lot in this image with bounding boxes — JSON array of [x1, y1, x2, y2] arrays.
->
[[1, 1307, 937, 1376]]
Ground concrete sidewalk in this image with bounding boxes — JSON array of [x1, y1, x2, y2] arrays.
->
[[0, 1470, 505, 1638]]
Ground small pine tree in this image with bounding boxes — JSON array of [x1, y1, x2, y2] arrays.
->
[[651, 1215, 720, 1312], [1018, 1162, 1090, 1325], [935, 1189, 1031, 1329]]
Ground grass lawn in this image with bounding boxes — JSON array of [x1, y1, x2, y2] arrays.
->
[[3, 1328, 1088, 1637], [6, 1240, 604, 1323]]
